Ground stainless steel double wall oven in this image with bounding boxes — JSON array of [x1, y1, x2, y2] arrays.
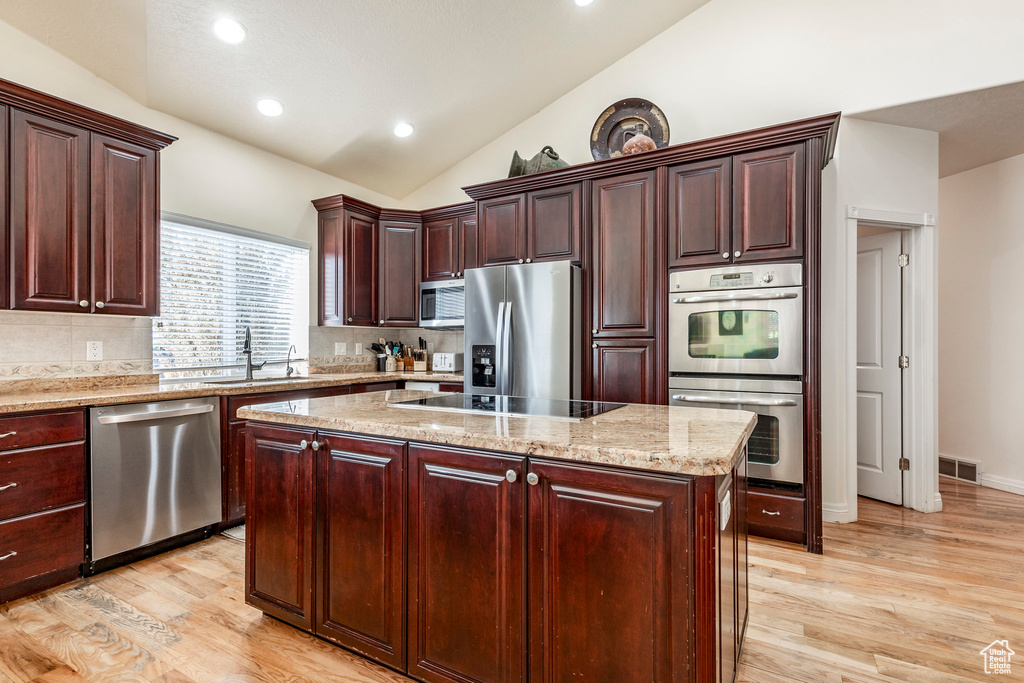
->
[[669, 263, 805, 487]]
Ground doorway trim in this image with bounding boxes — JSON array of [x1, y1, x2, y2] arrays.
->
[[847, 206, 940, 514]]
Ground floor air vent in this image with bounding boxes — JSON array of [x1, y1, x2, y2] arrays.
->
[[939, 456, 981, 484]]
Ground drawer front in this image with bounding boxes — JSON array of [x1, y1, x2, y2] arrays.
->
[[227, 385, 352, 421], [748, 491, 805, 545], [0, 443, 86, 521], [0, 505, 85, 586], [0, 410, 85, 452]]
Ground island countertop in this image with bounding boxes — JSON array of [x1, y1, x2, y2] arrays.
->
[[237, 389, 756, 476]]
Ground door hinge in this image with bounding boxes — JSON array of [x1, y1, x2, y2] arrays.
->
[[899, 355, 910, 369], [899, 457, 910, 471], [898, 253, 910, 267]]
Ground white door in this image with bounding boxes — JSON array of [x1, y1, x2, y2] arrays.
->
[[856, 230, 904, 504]]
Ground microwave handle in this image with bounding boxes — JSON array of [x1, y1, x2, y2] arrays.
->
[[671, 394, 799, 407], [672, 292, 799, 304]]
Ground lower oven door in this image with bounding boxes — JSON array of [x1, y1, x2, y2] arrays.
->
[[669, 386, 804, 486]]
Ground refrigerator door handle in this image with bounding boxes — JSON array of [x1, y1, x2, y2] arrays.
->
[[502, 300, 513, 395], [495, 301, 506, 394]]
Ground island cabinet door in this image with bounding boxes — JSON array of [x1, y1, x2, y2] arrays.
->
[[527, 460, 694, 683], [315, 433, 407, 670], [245, 423, 316, 631], [407, 444, 525, 683]]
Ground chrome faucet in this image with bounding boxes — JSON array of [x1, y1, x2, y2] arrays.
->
[[242, 326, 265, 380], [286, 344, 297, 377]]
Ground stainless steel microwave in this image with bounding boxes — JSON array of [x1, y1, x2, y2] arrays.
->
[[419, 279, 465, 328]]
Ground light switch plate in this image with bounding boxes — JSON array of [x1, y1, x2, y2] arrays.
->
[[335, 342, 347, 355], [86, 341, 103, 361], [355, 342, 363, 355]]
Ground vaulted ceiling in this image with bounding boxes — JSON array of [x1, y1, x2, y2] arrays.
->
[[0, 0, 710, 198]]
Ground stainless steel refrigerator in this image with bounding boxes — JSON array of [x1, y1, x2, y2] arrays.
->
[[463, 260, 581, 399]]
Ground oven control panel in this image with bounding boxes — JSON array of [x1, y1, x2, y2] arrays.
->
[[709, 272, 757, 289], [670, 262, 802, 293]]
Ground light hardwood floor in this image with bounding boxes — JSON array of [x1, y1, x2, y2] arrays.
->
[[0, 478, 1020, 682]]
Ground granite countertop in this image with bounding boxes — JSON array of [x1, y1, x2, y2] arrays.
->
[[0, 372, 463, 414], [238, 390, 757, 477]]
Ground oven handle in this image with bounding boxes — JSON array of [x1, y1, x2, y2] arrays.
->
[[672, 394, 800, 407], [672, 292, 799, 304]]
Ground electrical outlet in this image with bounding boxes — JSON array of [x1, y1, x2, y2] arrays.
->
[[335, 342, 347, 355], [86, 341, 103, 362], [355, 342, 363, 355]]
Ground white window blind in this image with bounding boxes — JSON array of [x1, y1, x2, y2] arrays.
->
[[154, 217, 309, 376]]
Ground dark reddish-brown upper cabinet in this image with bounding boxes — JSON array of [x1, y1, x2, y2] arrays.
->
[[591, 338, 657, 405], [316, 433, 407, 670], [10, 110, 91, 312], [90, 134, 159, 315], [0, 103, 8, 309], [378, 219, 420, 326], [590, 171, 657, 338], [245, 422, 316, 631], [422, 218, 458, 281], [527, 459, 694, 683], [668, 158, 732, 269], [345, 211, 379, 326], [478, 193, 526, 266], [316, 199, 380, 327], [732, 143, 805, 263], [407, 444, 525, 683], [458, 212, 478, 272], [526, 183, 581, 263], [318, 208, 344, 325]]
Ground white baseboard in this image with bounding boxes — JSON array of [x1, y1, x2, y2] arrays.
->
[[933, 491, 943, 512], [980, 473, 1024, 497], [822, 502, 856, 524]]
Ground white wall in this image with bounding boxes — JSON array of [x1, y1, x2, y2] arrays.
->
[[0, 18, 397, 379], [401, 0, 1024, 207], [939, 154, 1024, 495]]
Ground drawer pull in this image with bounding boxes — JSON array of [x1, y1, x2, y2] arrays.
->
[[0, 482, 17, 491], [0, 551, 16, 561], [762, 509, 781, 516], [0, 431, 15, 439]]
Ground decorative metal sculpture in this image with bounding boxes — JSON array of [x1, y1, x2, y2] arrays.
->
[[508, 146, 570, 177]]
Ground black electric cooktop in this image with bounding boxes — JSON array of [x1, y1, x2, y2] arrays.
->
[[389, 393, 626, 422]]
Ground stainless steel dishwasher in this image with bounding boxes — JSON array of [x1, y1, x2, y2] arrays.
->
[[89, 397, 222, 564]]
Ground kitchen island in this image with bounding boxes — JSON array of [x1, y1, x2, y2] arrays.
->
[[238, 390, 755, 683]]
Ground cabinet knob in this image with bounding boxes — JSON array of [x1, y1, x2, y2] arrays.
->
[[379, 320, 384, 325], [526, 258, 532, 263], [347, 317, 353, 322], [592, 328, 597, 334], [312, 440, 322, 451], [456, 271, 461, 277], [526, 472, 539, 486], [518, 259, 524, 264], [505, 470, 517, 483], [722, 253, 729, 259], [96, 301, 105, 309], [734, 250, 741, 258], [592, 343, 597, 349], [79, 300, 89, 307], [299, 440, 308, 450]]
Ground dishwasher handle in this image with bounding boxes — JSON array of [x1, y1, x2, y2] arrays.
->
[[96, 404, 215, 424]]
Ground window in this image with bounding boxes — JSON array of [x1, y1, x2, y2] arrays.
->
[[154, 214, 309, 379]]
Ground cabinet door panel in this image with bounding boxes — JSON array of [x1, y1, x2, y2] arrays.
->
[[527, 183, 580, 263], [732, 143, 805, 262], [668, 158, 731, 269], [318, 209, 344, 325], [591, 172, 656, 337], [528, 460, 693, 683], [423, 219, 457, 281], [316, 434, 406, 670], [91, 134, 158, 315], [345, 211, 379, 326], [592, 338, 657, 405], [719, 476, 737, 683], [479, 194, 526, 266], [0, 104, 7, 308], [224, 421, 247, 525], [408, 444, 524, 683], [10, 110, 90, 312], [379, 220, 420, 326], [245, 423, 315, 630], [459, 213, 479, 273]]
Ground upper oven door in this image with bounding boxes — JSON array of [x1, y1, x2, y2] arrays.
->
[[669, 285, 803, 376]]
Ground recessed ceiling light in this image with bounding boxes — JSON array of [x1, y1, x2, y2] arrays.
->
[[212, 17, 246, 44], [257, 98, 284, 117], [394, 122, 415, 138], [574, 0, 595, 6]]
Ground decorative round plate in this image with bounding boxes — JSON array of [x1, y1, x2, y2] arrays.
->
[[590, 98, 670, 161]]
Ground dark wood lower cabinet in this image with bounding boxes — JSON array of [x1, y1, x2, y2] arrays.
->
[[592, 338, 657, 404], [244, 423, 316, 630], [316, 433, 407, 670], [407, 444, 525, 683]]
